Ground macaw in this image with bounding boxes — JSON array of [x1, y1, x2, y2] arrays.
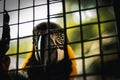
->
[[21, 22, 77, 80]]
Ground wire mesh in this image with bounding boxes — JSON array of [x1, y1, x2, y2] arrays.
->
[[0, 0, 120, 80]]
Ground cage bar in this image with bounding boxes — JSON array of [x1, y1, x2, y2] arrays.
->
[[0, 0, 120, 80]]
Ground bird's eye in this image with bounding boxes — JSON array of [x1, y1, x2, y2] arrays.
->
[[55, 32, 64, 45]]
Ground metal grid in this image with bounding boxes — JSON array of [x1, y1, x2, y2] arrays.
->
[[0, 0, 120, 80]]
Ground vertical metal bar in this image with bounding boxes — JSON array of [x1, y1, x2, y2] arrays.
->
[[3, 0, 5, 11], [96, 0, 105, 80], [3, 0, 6, 28], [32, 0, 35, 53], [32, 0, 36, 69], [62, 0, 68, 61], [16, 0, 20, 79], [47, 0, 50, 71], [78, 0, 86, 80], [113, 0, 120, 58], [32, 0, 35, 40], [32, 0, 42, 65], [113, 0, 120, 35]]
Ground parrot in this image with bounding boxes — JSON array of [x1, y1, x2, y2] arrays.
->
[[21, 22, 77, 80]]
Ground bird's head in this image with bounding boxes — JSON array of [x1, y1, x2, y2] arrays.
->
[[33, 22, 66, 64]]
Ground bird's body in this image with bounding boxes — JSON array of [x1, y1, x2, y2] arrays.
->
[[22, 22, 77, 80]]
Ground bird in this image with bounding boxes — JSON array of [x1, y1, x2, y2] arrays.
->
[[21, 22, 77, 80]]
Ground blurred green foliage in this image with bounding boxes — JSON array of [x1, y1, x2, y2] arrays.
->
[[62, 0, 120, 80]]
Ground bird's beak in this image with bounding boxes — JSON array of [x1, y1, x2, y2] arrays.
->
[[35, 34, 47, 64], [38, 35, 42, 51], [34, 35, 42, 62]]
